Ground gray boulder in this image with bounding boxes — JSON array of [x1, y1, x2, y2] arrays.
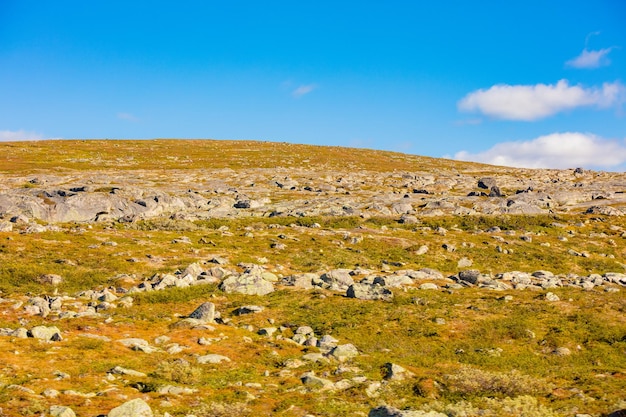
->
[[478, 177, 497, 190], [319, 269, 354, 291], [301, 373, 335, 391], [457, 270, 481, 285], [188, 302, 216, 322], [489, 186, 503, 197], [384, 363, 415, 381], [282, 273, 318, 289], [390, 202, 413, 215], [26, 296, 51, 317], [373, 275, 413, 288], [399, 214, 418, 224], [219, 273, 275, 295], [585, 205, 623, 216], [181, 262, 205, 278], [347, 283, 393, 301], [108, 398, 153, 417], [29, 326, 62, 341], [329, 343, 359, 361], [50, 406, 76, 417], [406, 268, 443, 280]]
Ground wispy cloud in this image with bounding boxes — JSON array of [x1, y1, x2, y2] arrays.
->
[[458, 80, 625, 121], [292, 84, 316, 98], [566, 31, 617, 69], [566, 47, 615, 69], [0, 129, 45, 142], [117, 112, 139, 122], [452, 132, 626, 169]]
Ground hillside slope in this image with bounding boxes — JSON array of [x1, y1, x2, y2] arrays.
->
[[0, 140, 624, 417]]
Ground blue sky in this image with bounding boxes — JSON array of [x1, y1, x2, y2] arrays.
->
[[1, 1, 625, 169]]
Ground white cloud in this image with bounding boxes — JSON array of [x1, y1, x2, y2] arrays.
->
[[292, 84, 316, 98], [0, 130, 45, 141], [452, 132, 626, 169], [566, 47, 615, 69], [458, 80, 625, 121], [117, 112, 139, 122]]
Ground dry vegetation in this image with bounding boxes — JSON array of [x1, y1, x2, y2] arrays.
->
[[0, 140, 624, 417]]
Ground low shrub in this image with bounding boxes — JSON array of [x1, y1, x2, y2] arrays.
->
[[150, 359, 202, 385], [443, 366, 551, 397]]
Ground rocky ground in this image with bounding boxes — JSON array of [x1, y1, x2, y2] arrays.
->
[[0, 140, 625, 417], [1, 149, 626, 225]]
